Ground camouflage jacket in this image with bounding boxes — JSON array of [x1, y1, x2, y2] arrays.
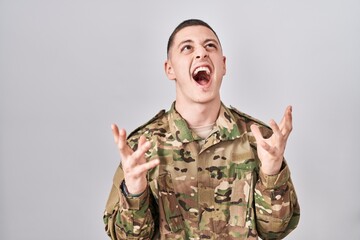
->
[[104, 102, 300, 240]]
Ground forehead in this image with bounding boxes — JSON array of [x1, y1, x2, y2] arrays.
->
[[172, 25, 219, 44]]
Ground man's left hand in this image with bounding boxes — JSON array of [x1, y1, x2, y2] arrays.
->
[[250, 106, 293, 175]]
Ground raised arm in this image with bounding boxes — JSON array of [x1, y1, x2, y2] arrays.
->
[[112, 124, 159, 195], [103, 124, 159, 240], [250, 106, 300, 239]]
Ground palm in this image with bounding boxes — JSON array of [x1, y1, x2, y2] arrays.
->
[[111, 124, 159, 194], [250, 106, 293, 175]]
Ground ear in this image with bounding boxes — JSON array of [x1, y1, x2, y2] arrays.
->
[[222, 56, 227, 76], [164, 60, 176, 80]]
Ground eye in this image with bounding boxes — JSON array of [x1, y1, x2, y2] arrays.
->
[[181, 45, 192, 52], [205, 43, 217, 50]]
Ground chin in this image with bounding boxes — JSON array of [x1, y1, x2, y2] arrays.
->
[[193, 95, 219, 104]]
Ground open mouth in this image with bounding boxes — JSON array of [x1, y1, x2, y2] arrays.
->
[[192, 66, 211, 86]]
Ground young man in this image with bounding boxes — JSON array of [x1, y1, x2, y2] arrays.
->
[[104, 19, 300, 239]]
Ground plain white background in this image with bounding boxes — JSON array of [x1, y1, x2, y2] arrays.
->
[[1, 0, 359, 239]]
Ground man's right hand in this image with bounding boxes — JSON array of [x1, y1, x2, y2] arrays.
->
[[111, 124, 160, 195]]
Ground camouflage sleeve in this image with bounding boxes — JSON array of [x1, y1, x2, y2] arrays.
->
[[103, 165, 155, 239], [241, 118, 300, 239], [254, 161, 300, 239], [103, 123, 160, 240]]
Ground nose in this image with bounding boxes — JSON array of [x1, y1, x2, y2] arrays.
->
[[195, 46, 208, 59]]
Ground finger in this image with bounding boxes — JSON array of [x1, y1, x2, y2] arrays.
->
[[279, 106, 292, 127], [250, 124, 264, 142], [133, 159, 160, 176], [118, 128, 127, 149], [132, 140, 152, 161], [134, 136, 149, 161], [125, 136, 152, 170], [259, 141, 277, 155], [269, 119, 282, 137], [138, 135, 147, 148], [111, 124, 120, 143], [283, 105, 293, 138], [269, 119, 290, 151], [279, 105, 293, 137], [117, 128, 132, 158]]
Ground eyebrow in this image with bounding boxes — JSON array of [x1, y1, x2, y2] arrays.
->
[[203, 38, 219, 45], [177, 38, 220, 49], [177, 39, 194, 49]]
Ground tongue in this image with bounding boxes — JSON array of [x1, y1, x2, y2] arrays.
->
[[197, 77, 208, 86], [195, 72, 209, 85]]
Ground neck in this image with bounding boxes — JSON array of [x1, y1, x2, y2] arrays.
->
[[175, 99, 221, 127]]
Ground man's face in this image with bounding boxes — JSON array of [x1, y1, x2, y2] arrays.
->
[[165, 25, 226, 106]]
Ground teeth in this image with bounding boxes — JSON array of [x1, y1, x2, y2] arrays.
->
[[194, 66, 210, 75]]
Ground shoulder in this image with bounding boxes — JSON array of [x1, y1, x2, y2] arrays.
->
[[229, 105, 269, 128], [127, 109, 168, 143], [229, 105, 272, 138]]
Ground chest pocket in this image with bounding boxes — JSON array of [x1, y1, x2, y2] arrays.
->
[[213, 156, 256, 231], [230, 166, 254, 227], [157, 173, 185, 234]]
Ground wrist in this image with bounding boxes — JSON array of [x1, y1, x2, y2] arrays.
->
[[121, 181, 146, 197], [260, 157, 285, 175], [260, 160, 285, 176], [260, 167, 280, 176]]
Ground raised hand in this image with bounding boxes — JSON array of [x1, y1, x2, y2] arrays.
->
[[250, 106, 293, 175], [112, 124, 160, 195]]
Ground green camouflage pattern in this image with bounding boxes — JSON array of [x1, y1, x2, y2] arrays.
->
[[104, 102, 300, 239]]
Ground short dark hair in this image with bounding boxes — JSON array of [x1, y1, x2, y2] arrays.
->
[[167, 19, 220, 57]]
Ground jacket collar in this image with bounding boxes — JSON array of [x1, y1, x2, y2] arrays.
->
[[168, 102, 243, 144]]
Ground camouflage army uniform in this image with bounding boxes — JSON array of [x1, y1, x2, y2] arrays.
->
[[104, 102, 300, 240]]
